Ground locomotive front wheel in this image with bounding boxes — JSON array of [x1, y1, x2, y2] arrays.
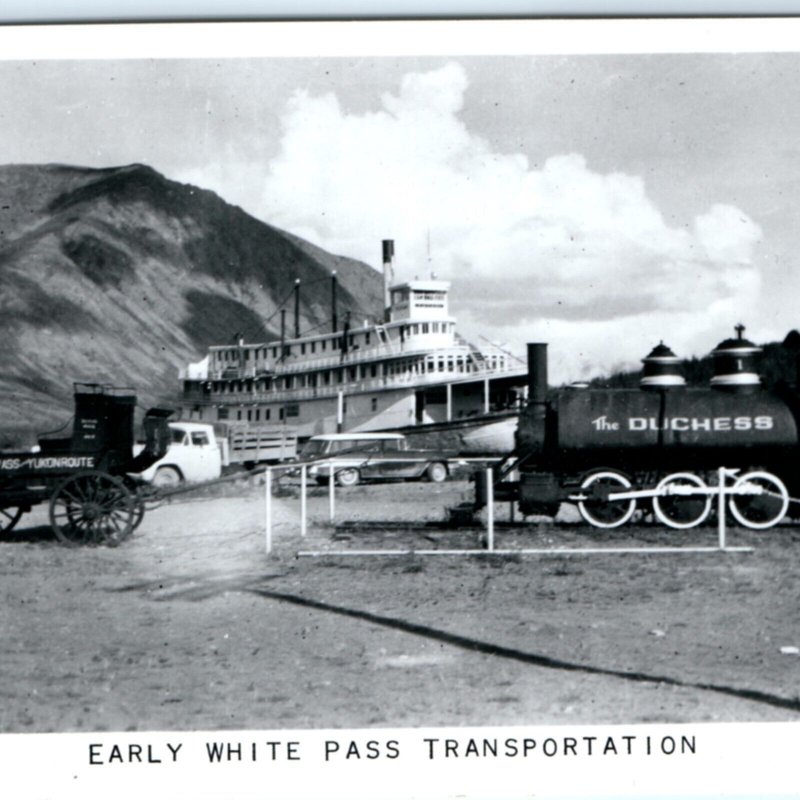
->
[[577, 471, 637, 529], [49, 471, 136, 547], [728, 471, 789, 530], [0, 507, 23, 536], [652, 472, 712, 530]]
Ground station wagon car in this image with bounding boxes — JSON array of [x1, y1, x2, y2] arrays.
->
[[298, 433, 459, 487]]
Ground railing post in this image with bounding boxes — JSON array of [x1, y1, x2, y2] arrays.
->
[[300, 464, 307, 538], [486, 467, 494, 551], [718, 466, 726, 550], [265, 467, 272, 555], [328, 462, 336, 523]]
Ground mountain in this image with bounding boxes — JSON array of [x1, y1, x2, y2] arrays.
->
[[0, 163, 383, 446]]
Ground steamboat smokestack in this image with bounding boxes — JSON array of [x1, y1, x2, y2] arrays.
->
[[527, 343, 548, 405], [331, 271, 338, 333], [382, 239, 395, 322], [294, 279, 301, 339]]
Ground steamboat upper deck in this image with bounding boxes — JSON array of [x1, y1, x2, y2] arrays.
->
[[179, 246, 527, 444]]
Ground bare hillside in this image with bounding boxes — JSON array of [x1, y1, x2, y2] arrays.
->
[[0, 163, 382, 445]]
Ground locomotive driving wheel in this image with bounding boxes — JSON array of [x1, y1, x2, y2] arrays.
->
[[49, 470, 136, 547], [577, 470, 637, 529], [728, 471, 789, 530], [652, 472, 712, 530]]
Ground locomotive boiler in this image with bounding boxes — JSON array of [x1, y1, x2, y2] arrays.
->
[[491, 328, 800, 530]]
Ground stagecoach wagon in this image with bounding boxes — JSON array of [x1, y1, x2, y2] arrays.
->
[[0, 384, 171, 546]]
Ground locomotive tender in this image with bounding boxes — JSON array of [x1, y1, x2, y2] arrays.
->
[[494, 328, 799, 530]]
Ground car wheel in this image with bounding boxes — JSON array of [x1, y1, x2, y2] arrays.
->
[[426, 462, 448, 483], [153, 466, 183, 488], [336, 468, 360, 487]]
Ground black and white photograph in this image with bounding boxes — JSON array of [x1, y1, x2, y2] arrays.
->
[[0, 16, 798, 799]]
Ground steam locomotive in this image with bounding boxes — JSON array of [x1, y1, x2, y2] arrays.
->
[[489, 328, 800, 530]]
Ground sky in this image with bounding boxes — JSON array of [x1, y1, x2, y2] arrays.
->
[[3, 35, 800, 383]]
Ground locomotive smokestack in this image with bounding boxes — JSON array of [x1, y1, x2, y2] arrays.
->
[[382, 239, 395, 323], [527, 343, 548, 405]]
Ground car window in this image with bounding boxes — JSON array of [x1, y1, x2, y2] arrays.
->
[[300, 440, 328, 457], [381, 440, 402, 452], [329, 440, 354, 454], [329, 439, 383, 454], [191, 432, 210, 446]]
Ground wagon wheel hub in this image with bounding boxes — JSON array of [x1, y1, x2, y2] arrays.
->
[[81, 503, 102, 521]]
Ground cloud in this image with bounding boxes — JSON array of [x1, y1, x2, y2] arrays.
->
[[259, 61, 766, 383]]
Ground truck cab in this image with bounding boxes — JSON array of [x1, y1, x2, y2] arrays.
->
[[133, 422, 222, 486]]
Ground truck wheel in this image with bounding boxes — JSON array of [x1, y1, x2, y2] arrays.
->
[[153, 466, 182, 488], [426, 462, 448, 483], [336, 468, 360, 487]]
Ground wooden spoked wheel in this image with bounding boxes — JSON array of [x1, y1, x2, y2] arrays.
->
[[49, 471, 136, 547], [728, 471, 789, 530], [652, 472, 712, 530], [577, 470, 636, 529], [0, 507, 23, 536]]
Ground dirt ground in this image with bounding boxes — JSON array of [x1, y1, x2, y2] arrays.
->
[[1, 476, 799, 733]]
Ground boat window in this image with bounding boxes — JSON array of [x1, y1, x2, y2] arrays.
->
[[371, 397, 377, 411], [422, 323, 429, 333], [217, 408, 229, 420], [365, 332, 371, 345], [301, 343, 306, 354], [311, 342, 316, 353]]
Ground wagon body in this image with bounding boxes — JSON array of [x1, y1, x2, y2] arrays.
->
[[0, 384, 172, 544]]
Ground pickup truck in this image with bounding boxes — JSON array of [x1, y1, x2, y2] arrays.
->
[[134, 422, 222, 487], [133, 422, 298, 486]]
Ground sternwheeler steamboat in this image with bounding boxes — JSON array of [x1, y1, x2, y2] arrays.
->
[[179, 241, 528, 454]]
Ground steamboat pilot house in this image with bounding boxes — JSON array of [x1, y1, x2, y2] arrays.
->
[[180, 275, 527, 446]]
